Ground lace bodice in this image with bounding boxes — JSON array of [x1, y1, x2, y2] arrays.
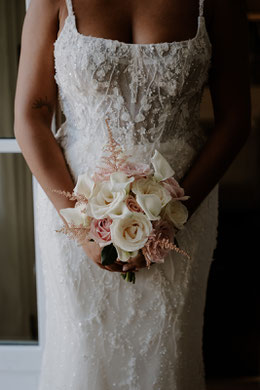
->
[[54, 0, 211, 181]]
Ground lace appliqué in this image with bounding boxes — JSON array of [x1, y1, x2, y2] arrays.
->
[[53, 15, 211, 181]]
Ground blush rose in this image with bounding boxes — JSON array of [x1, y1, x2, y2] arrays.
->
[[89, 217, 113, 247]]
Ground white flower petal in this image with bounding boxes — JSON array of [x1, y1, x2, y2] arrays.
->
[[151, 150, 175, 181], [114, 246, 139, 262], [89, 182, 127, 219], [60, 207, 88, 226], [136, 194, 161, 221], [107, 201, 130, 219], [131, 250, 139, 258], [115, 246, 131, 262], [74, 173, 95, 199], [165, 200, 188, 229], [110, 171, 134, 192], [111, 212, 152, 252], [132, 177, 171, 208]]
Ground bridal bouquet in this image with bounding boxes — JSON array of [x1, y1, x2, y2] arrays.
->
[[54, 119, 190, 283]]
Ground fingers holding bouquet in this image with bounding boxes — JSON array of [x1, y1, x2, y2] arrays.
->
[[121, 253, 147, 272]]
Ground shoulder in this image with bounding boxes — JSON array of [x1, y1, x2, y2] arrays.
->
[[27, 0, 63, 16], [23, 0, 66, 42]]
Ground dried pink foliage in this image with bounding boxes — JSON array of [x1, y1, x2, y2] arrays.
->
[[52, 189, 88, 206], [120, 161, 152, 180], [94, 119, 129, 181], [142, 219, 190, 268], [56, 223, 90, 246], [142, 220, 175, 268]]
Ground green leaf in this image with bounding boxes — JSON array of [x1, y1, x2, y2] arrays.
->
[[101, 243, 118, 266]]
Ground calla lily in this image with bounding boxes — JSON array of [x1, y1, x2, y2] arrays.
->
[[107, 201, 130, 219], [60, 204, 90, 227], [110, 171, 134, 192], [135, 193, 162, 221], [74, 172, 95, 199], [151, 150, 175, 181]]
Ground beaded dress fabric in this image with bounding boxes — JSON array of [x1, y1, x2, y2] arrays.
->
[[36, 0, 219, 388]]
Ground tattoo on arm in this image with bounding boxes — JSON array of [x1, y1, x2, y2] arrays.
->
[[32, 96, 52, 114]]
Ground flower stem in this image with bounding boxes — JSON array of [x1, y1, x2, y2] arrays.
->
[[121, 271, 135, 284]]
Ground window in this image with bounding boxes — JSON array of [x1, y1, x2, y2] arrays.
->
[[0, 1, 45, 389]]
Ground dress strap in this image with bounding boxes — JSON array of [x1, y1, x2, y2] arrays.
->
[[199, 0, 205, 17], [65, 0, 74, 16]]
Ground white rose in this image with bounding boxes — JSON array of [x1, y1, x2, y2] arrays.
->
[[60, 203, 91, 227], [151, 150, 175, 181], [132, 177, 171, 208], [135, 193, 161, 221], [74, 172, 95, 199], [164, 200, 188, 230], [110, 171, 134, 192], [110, 212, 152, 252], [89, 181, 127, 219]]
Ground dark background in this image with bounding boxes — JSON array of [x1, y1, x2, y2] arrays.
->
[[203, 11, 260, 386]]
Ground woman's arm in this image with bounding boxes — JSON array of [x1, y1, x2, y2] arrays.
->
[[14, 0, 76, 215], [14, 0, 125, 273], [181, 0, 251, 216]]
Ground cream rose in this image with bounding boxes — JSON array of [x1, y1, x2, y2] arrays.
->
[[110, 212, 152, 253], [164, 200, 188, 230], [89, 181, 127, 219], [132, 177, 171, 208]]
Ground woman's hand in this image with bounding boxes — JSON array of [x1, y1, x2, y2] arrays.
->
[[81, 241, 126, 273], [81, 241, 149, 273], [121, 252, 148, 272]]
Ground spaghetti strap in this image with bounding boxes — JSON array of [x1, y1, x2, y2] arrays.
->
[[199, 0, 205, 17], [65, 0, 74, 16]]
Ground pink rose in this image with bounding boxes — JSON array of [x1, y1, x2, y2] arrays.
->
[[89, 217, 112, 247], [142, 219, 175, 267], [162, 177, 188, 201], [125, 195, 144, 213], [120, 161, 152, 180]]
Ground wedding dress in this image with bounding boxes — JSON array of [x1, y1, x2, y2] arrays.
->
[[36, 0, 218, 388]]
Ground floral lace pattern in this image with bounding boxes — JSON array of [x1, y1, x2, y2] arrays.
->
[[37, 0, 219, 389], [53, 1, 211, 182]]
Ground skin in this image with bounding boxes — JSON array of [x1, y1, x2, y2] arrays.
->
[[14, 0, 251, 274]]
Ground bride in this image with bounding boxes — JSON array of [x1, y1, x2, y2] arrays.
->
[[14, 0, 250, 389]]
